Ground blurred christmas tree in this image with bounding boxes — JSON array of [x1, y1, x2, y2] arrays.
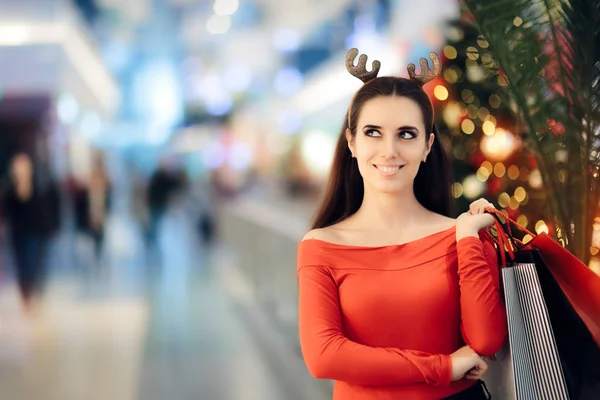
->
[[431, 16, 547, 239], [456, 0, 600, 264]]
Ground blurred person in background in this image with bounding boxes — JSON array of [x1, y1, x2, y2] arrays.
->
[[89, 157, 111, 264], [186, 175, 216, 247], [1, 153, 60, 312], [74, 155, 111, 270], [145, 160, 183, 249], [297, 50, 506, 399], [130, 167, 150, 238]]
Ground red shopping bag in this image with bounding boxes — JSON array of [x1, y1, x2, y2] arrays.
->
[[486, 208, 600, 348], [524, 233, 600, 347]]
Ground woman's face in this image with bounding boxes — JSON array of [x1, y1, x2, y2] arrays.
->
[[347, 95, 434, 194]]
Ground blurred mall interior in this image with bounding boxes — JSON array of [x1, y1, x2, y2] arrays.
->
[[0, 0, 597, 399]]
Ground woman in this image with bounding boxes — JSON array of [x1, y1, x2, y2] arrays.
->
[[297, 49, 507, 399]]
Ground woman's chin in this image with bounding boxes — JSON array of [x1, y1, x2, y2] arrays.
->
[[367, 180, 408, 194]]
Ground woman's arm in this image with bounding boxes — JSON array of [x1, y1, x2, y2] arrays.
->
[[455, 236, 507, 356], [298, 265, 452, 386]]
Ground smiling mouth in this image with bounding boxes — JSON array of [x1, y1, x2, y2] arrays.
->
[[373, 164, 405, 174]]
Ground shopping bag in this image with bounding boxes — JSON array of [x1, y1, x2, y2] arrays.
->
[[483, 209, 600, 399], [524, 233, 600, 347]]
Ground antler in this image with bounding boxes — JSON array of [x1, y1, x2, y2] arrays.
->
[[345, 48, 381, 83], [407, 52, 442, 86]]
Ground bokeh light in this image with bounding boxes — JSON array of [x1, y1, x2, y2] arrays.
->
[[461, 119, 475, 135], [480, 128, 518, 161], [434, 85, 449, 101]]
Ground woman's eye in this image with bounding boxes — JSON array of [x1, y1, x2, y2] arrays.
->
[[399, 131, 416, 139], [365, 129, 381, 137]]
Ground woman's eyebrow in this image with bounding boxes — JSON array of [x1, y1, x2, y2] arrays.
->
[[398, 125, 419, 132], [362, 124, 419, 132], [362, 124, 382, 130]]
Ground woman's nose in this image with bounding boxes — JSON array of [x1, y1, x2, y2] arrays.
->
[[380, 137, 399, 158]]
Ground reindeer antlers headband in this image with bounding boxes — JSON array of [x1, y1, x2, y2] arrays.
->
[[345, 48, 442, 130], [345, 48, 442, 86], [345, 48, 381, 83]]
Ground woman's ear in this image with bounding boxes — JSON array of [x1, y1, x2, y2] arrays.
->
[[346, 128, 355, 158], [424, 133, 435, 161]]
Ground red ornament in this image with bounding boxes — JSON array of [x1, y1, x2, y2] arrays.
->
[[551, 122, 566, 136], [546, 118, 566, 136], [460, 10, 476, 23], [471, 153, 486, 167], [487, 177, 504, 196], [528, 155, 538, 169], [545, 221, 555, 237]]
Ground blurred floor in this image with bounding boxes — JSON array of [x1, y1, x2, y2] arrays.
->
[[0, 204, 326, 400]]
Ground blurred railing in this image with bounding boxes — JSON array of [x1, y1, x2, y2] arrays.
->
[[217, 193, 335, 397], [219, 194, 311, 348]]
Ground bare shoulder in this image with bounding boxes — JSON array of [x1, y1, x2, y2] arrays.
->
[[301, 227, 337, 243], [438, 215, 457, 225], [427, 213, 457, 230], [301, 220, 350, 243]]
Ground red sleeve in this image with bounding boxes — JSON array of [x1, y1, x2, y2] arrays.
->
[[456, 236, 508, 356], [298, 265, 452, 386]]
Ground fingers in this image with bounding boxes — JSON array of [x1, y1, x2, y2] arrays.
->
[[469, 198, 495, 215], [469, 199, 492, 214], [475, 355, 489, 371], [468, 199, 485, 214], [482, 213, 496, 228], [466, 369, 485, 380], [466, 357, 489, 380]]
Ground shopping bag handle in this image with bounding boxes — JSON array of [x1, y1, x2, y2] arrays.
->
[[484, 210, 515, 267], [484, 208, 536, 241], [483, 208, 537, 266]]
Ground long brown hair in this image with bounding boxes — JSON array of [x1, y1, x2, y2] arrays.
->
[[311, 77, 453, 229]]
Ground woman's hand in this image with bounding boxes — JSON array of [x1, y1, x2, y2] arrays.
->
[[465, 356, 492, 380], [450, 345, 489, 381], [456, 198, 496, 240]]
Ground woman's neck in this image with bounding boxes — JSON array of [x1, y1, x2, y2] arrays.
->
[[352, 188, 428, 230]]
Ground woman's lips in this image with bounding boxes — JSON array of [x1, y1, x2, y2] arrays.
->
[[373, 164, 405, 176]]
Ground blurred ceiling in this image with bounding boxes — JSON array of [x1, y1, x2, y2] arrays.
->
[[0, 0, 120, 118]]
